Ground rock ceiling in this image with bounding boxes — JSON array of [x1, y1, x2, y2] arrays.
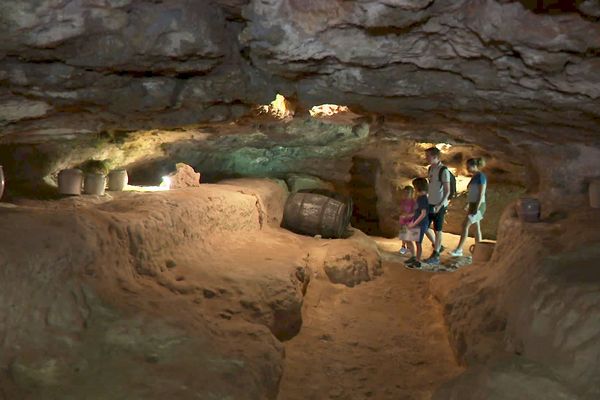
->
[[1, 0, 599, 147]]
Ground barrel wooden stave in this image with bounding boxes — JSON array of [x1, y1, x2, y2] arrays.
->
[[297, 188, 353, 223], [282, 192, 350, 238]]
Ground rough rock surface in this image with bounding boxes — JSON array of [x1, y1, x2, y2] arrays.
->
[[285, 173, 335, 193], [1, 1, 600, 397], [320, 229, 383, 287], [0, 186, 294, 399], [165, 162, 201, 189], [433, 356, 579, 400], [1, 0, 599, 147], [218, 177, 289, 227], [0, 179, 387, 399], [430, 205, 600, 399]]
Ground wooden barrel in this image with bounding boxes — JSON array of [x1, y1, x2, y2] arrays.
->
[[297, 188, 353, 223], [517, 197, 540, 223], [589, 179, 600, 209], [282, 192, 350, 238]]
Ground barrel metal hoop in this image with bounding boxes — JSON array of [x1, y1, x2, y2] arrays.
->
[[297, 193, 308, 233], [317, 196, 330, 237], [331, 202, 343, 238]]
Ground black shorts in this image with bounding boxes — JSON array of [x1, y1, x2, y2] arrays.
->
[[428, 205, 447, 232]]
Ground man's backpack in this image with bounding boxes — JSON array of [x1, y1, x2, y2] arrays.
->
[[429, 165, 457, 199]]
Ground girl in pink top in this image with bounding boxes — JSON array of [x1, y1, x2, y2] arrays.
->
[[398, 186, 416, 255]]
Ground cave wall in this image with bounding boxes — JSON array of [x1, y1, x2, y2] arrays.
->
[[2, 0, 599, 210], [431, 203, 600, 399], [2, 0, 600, 144], [1, 1, 600, 398]]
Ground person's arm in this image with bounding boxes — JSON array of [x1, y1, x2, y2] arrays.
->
[[435, 169, 451, 212], [409, 209, 426, 228], [440, 181, 450, 205]]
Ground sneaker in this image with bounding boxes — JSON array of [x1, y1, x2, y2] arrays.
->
[[439, 245, 446, 253], [427, 250, 439, 260], [405, 256, 417, 265], [449, 248, 463, 257], [406, 261, 422, 269], [399, 247, 408, 255], [424, 255, 440, 265]]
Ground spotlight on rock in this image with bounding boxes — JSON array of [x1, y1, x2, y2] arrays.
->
[[309, 104, 350, 117], [160, 176, 171, 190], [257, 94, 294, 119]]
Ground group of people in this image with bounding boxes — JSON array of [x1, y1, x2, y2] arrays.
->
[[397, 146, 487, 269]]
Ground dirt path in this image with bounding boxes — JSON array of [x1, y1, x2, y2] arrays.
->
[[277, 242, 466, 400]]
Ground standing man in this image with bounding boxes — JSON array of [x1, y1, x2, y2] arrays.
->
[[424, 146, 450, 265]]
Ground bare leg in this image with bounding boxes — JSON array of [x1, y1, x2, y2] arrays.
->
[[406, 241, 416, 256], [475, 221, 482, 243], [434, 230, 443, 253], [456, 217, 472, 250], [415, 242, 422, 261], [425, 229, 435, 245]]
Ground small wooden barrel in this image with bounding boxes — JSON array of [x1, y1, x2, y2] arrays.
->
[[297, 188, 353, 223], [84, 173, 106, 195], [108, 169, 128, 191], [589, 179, 600, 209], [469, 241, 495, 263], [282, 192, 350, 238], [58, 168, 83, 195], [517, 197, 540, 223]]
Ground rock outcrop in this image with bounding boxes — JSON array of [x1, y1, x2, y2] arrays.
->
[[0, 182, 311, 399]]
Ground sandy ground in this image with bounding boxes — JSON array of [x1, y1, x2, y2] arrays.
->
[[278, 234, 474, 400]]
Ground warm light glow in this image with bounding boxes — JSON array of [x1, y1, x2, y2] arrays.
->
[[160, 176, 171, 189], [123, 185, 169, 192], [437, 143, 453, 153], [257, 94, 293, 119], [309, 104, 350, 117], [454, 172, 470, 194], [122, 176, 171, 192], [416, 142, 453, 153]]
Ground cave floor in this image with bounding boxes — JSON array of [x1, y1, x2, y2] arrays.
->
[[278, 235, 472, 400]]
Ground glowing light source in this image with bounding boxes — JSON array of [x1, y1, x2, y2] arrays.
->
[[309, 104, 350, 117], [160, 176, 171, 189], [257, 94, 293, 119], [122, 176, 171, 192], [416, 142, 453, 153], [454, 171, 471, 194], [437, 143, 453, 153]]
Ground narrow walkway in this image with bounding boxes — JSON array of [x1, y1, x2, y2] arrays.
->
[[277, 242, 466, 400]]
